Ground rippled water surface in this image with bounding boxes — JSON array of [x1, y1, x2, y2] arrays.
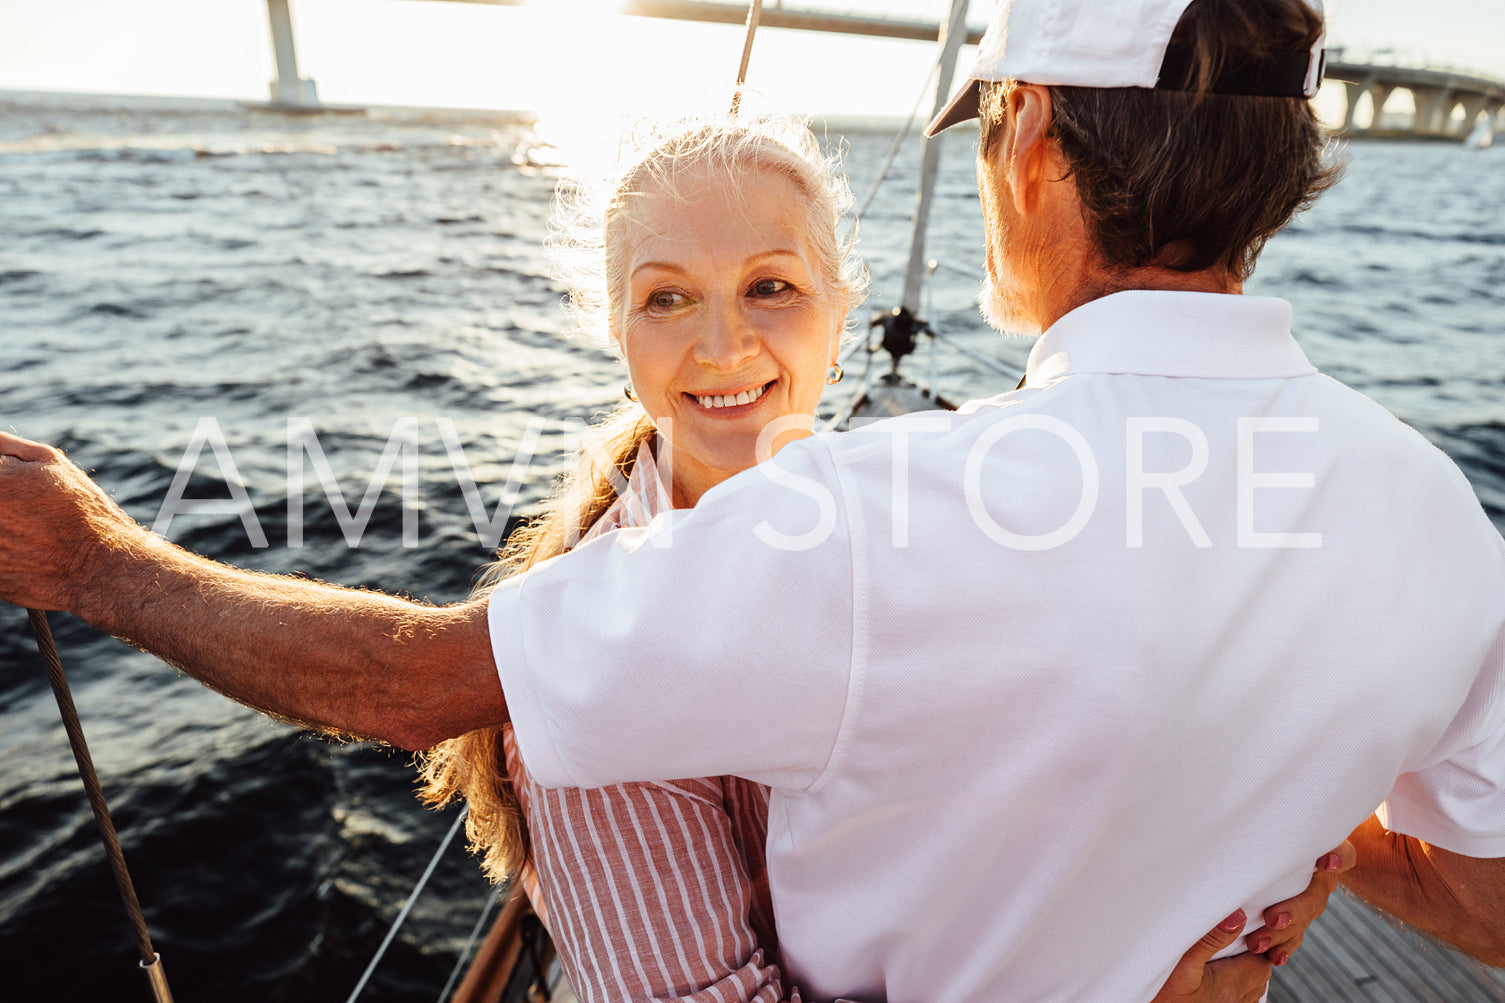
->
[[1, 93, 1502, 1001]]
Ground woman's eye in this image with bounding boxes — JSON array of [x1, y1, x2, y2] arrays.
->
[[647, 290, 685, 310], [750, 278, 792, 297]]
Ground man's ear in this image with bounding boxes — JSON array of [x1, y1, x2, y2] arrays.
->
[[1004, 84, 1056, 217]]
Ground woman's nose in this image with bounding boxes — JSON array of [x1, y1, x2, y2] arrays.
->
[[693, 299, 760, 370]]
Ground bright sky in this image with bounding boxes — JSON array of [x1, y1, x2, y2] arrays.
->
[[0, 0, 1502, 119]]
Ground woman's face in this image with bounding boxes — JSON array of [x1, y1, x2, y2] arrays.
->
[[613, 162, 845, 507]]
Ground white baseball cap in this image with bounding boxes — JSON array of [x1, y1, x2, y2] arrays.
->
[[925, 0, 1326, 136]]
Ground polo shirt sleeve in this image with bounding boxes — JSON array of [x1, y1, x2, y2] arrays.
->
[[1379, 645, 1505, 857], [488, 435, 858, 794], [1379, 523, 1505, 859]]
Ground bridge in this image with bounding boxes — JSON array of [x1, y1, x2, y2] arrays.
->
[[1327, 56, 1505, 139], [260, 0, 1505, 141], [260, 0, 995, 109]]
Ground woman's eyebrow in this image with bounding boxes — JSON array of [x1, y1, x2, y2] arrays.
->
[[629, 249, 804, 281], [744, 249, 805, 267], [630, 260, 689, 280]]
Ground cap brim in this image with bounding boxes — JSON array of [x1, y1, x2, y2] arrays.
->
[[924, 78, 982, 138]]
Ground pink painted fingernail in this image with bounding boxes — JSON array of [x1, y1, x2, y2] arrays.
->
[[1320, 853, 1342, 871], [1273, 949, 1290, 967], [1219, 910, 1246, 932], [1274, 912, 1292, 930], [1252, 935, 1273, 953]]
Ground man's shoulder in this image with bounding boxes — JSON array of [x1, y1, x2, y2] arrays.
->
[[1309, 372, 1460, 465]]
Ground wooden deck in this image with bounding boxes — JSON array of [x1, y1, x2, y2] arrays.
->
[[1270, 891, 1505, 1002]]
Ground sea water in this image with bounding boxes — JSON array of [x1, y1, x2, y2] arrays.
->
[[1, 92, 1502, 1001]]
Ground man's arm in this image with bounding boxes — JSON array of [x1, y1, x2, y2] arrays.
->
[[1342, 814, 1505, 966], [0, 434, 504, 748]]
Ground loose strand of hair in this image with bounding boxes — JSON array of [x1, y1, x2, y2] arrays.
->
[[414, 402, 657, 882]]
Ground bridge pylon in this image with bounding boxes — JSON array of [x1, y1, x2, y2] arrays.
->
[[1341, 76, 1397, 132], [1412, 86, 1455, 136], [266, 0, 320, 110]]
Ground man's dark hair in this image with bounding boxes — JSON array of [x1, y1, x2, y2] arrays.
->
[[982, 0, 1343, 281]]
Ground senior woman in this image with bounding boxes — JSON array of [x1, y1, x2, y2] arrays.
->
[[417, 115, 1347, 1003]]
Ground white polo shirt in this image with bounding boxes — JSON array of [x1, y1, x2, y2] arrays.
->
[[491, 291, 1505, 1003]]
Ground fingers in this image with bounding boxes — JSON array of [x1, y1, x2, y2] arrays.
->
[[0, 431, 57, 463], [1319, 839, 1358, 876], [1193, 909, 1247, 963], [1158, 842, 1352, 1001], [1207, 952, 1276, 1003], [1246, 840, 1356, 959], [0, 434, 126, 613], [1152, 911, 1247, 1001], [1247, 929, 1304, 967]]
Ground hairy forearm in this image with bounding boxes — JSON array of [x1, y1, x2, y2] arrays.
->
[[1342, 814, 1505, 966], [71, 525, 505, 749], [0, 436, 504, 747]]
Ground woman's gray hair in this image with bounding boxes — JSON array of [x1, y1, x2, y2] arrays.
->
[[546, 114, 868, 352]]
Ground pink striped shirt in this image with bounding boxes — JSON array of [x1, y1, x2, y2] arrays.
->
[[502, 440, 798, 1003]]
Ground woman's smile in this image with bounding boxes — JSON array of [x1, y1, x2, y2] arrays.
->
[[684, 379, 775, 414]]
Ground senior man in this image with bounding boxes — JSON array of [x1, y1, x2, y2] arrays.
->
[[2, 0, 1504, 1000]]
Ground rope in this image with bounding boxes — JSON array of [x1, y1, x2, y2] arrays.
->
[[728, 0, 764, 116], [437, 884, 504, 1003], [346, 804, 470, 1003], [29, 610, 162, 968]]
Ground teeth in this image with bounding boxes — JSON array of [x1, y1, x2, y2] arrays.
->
[[697, 384, 767, 409]]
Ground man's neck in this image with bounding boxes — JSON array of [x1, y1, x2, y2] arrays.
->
[[1042, 265, 1244, 332]]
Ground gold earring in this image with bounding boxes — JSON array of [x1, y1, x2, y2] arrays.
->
[[624, 383, 638, 402], [826, 364, 843, 385]]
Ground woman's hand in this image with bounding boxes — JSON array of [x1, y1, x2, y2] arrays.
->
[[1152, 908, 1271, 1003], [1241, 840, 1357, 968], [1151, 841, 1357, 1002]]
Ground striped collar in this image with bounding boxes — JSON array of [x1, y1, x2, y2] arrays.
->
[[577, 436, 676, 545]]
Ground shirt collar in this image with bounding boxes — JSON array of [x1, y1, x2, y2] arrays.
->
[[577, 435, 675, 545], [1024, 291, 1316, 385]]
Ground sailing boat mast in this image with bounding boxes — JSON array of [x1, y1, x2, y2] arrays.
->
[[862, 0, 971, 386], [833, 0, 980, 423], [900, 0, 971, 315]]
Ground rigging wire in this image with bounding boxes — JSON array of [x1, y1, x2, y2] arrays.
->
[[437, 884, 506, 1003], [27, 609, 176, 1002], [827, 51, 949, 382], [346, 804, 470, 1003], [852, 58, 943, 222], [728, 0, 764, 116], [929, 327, 1024, 382]]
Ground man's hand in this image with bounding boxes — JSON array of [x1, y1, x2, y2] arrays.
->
[[1151, 842, 1356, 1002], [0, 432, 141, 613]]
